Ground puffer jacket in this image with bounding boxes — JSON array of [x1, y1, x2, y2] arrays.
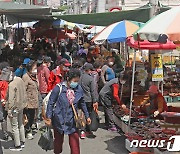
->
[[46, 82, 89, 135], [0, 81, 8, 102], [47, 66, 63, 92]]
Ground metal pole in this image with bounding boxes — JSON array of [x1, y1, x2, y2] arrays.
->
[[128, 49, 137, 129], [149, 0, 157, 19], [121, 0, 125, 10], [17, 19, 20, 42]]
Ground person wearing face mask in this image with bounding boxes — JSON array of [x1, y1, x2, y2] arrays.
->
[[14, 58, 30, 78], [37, 56, 51, 121], [47, 58, 71, 92], [91, 62, 102, 93], [46, 69, 91, 154], [6, 70, 27, 151], [37, 56, 51, 99], [101, 56, 115, 85], [99, 74, 127, 132], [79, 63, 99, 139], [0, 66, 11, 141], [140, 85, 168, 118], [22, 60, 39, 140]]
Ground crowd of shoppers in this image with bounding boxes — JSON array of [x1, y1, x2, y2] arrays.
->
[[0, 38, 127, 153]]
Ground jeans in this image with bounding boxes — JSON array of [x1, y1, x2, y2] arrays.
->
[[54, 127, 80, 154], [9, 110, 25, 147], [24, 108, 36, 133]]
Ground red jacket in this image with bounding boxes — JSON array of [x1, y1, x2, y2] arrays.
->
[[112, 83, 122, 106], [0, 81, 8, 105], [37, 64, 50, 94], [47, 66, 63, 92]]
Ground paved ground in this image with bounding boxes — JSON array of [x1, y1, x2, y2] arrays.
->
[[1, 110, 129, 154]]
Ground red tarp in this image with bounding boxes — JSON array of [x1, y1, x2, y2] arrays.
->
[[31, 28, 75, 40], [127, 36, 180, 50]]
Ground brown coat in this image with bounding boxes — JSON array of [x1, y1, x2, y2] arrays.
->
[[22, 73, 39, 109], [6, 77, 27, 111]]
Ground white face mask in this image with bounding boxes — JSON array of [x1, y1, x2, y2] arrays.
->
[[120, 80, 126, 84], [109, 62, 114, 66], [32, 69, 37, 75], [9, 71, 14, 81]]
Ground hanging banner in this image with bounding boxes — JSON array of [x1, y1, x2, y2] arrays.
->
[[151, 54, 163, 81]]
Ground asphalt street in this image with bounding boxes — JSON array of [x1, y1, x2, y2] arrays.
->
[[1, 110, 129, 154]]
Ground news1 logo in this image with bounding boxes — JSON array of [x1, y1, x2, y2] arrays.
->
[[130, 135, 180, 152]]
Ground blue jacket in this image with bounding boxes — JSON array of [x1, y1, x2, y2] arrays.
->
[[46, 82, 89, 135]]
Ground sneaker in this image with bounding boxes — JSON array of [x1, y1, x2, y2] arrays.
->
[[3, 132, 9, 141], [80, 131, 86, 139], [86, 131, 93, 137], [86, 131, 96, 138], [21, 142, 25, 148], [27, 133, 34, 140], [9, 146, 22, 151], [35, 122, 39, 130], [108, 126, 118, 132]]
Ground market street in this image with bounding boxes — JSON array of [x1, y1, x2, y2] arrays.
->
[[1, 109, 129, 154]]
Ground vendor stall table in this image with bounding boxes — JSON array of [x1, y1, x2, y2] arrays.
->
[[154, 148, 180, 154], [158, 121, 180, 131]]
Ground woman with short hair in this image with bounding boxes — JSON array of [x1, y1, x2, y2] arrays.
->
[[22, 60, 39, 140], [46, 69, 91, 154]]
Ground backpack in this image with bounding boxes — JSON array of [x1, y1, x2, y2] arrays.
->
[[42, 84, 62, 120]]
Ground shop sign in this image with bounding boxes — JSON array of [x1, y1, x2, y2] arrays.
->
[[151, 54, 163, 81], [130, 135, 180, 152]]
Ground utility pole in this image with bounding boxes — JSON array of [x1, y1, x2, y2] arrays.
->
[[121, 0, 125, 10], [149, 0, 158, 19]]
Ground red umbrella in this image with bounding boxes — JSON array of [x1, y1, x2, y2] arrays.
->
[[127, 36, 180, 50]]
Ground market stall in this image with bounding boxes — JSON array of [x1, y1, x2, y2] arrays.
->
[[116, 6, 180, 154]]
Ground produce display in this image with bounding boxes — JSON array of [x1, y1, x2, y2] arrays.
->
[[163, 71, 180, 97], [113, 105, 180, 152]]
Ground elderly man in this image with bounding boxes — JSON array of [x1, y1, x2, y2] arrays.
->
[[6, 70, 27, 151]]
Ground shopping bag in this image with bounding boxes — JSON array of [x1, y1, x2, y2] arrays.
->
[[38, 127, 53, 151], [75, 109, 86, 129], [23, 114, 28, 126], [89, 109, 99, 132]]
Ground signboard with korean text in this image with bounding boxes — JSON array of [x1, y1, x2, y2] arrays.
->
[[151, 54, 163, 81]]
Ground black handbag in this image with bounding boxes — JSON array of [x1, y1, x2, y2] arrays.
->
[[38, 127, 54, 151], [89, 109, 99, 132]]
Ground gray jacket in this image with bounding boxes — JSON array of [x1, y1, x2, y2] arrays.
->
[[79, 72, 98, 103], [99, 78, 119, 106], [6, 77, 27, 112]]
